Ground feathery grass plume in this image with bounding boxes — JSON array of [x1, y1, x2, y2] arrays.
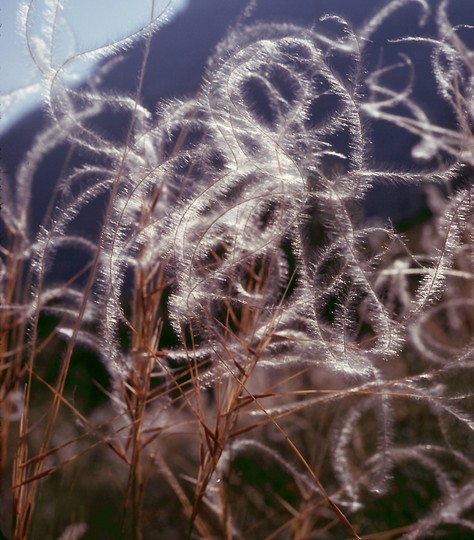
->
[[2, 0, 474, 537]]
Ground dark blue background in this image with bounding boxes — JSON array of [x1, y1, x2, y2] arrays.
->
[[1, 0, 472, 234]]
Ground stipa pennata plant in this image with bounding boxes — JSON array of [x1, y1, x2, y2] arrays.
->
[[1, 0, 474, 538]]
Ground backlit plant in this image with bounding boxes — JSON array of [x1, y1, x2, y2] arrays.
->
[[1, 0, 473, 538]]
